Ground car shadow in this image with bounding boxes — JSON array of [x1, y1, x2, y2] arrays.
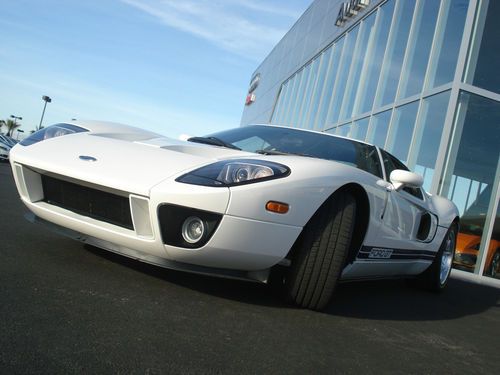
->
[[84, 244, 499, 320], [327, 278, 500, 320], [83, 244, 285, 308]]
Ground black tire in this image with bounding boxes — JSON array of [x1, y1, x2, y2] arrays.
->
[[415, 223, 457, 292], [283, 191, 356, 310]]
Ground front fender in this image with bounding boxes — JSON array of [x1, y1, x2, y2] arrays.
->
[[225, 156, 385, 229]]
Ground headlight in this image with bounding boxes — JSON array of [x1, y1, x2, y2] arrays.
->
[[20, 123, 88, 146], [176, 159, 290, 187]]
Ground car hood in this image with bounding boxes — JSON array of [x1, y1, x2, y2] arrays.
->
[[10, 132, 254, 196]]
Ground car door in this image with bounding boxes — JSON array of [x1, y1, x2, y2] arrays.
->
[[375, 149, 436, 254]]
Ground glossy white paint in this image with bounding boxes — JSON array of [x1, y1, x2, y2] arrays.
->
[[390, 169, 424, 191], [10, 120, 460, 281]]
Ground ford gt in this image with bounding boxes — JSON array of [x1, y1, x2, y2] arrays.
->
[[9, 121, 459, 310]]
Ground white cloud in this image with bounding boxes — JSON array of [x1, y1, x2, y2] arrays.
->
[[121, 0, 303, 60]]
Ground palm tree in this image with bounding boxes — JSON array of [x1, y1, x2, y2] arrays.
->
[[4, 119, 20, 137]]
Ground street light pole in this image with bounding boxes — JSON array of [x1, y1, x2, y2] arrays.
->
[[10, 114, 22, 125], [16, 129, 25, 140], [38, 95, 52, 131]]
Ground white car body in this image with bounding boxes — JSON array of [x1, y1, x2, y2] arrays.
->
[[9, 121, 459, 289]]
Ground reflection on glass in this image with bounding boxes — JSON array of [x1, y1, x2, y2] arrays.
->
[[351, 117, 370, 142], [327, 25, 360, 125], [483, 203, 500, 279], [282, 70, 301, 125], [375, 0, 416, 107], [307, 48, 333, 129], [339, 12, 376, 122], [272, 82, 288, 124], [313, 37, 345, 130], [465, 0, 500, 94], [336, 124, 351, 137], [386, 100, 419, 164], [366, 109, 392, 148], [289, 65, 310, 126], [426, 0, 468, 89], [298, 59, 320, 128], [411, 91, 451, 191], [442, 92, 500, 273], [399, 0, 440, 99], [354, 0, 395, 116]]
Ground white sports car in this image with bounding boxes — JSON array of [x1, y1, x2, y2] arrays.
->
[[10, 121, 459, 310]]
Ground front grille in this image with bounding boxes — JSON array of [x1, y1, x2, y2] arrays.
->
[[41, 175, 133, 230]]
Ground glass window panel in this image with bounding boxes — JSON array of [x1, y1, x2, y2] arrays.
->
[[313, 37, 345, 130], [282, 72, 301, 125], [289, 66, 310, 127], [327, 25, 360, 125], [398, 0, 440, 99], [366, 109, 392, 148], [279, 81, 293, 124], [441, 91, 500, 274], [465, 0, 500, 94], [298, 58, 320, 128], [351, 117, 370, 142], [336, 124, 352, 137], [386, 100, 419, 164], [338, 13, 377, 122], [410, 90, 451, 191], [426, 0, 468, 89], [483, 202, 500, 279], [375, 1, 416, 108], [271, 82, 287, 124], [354, 0, 396, 116], [306, 48, 333, 130]]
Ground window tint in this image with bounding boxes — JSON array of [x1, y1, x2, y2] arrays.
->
[[380, 149, 423, 199]]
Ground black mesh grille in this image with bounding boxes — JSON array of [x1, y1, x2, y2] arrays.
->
[[41, 175, 133, 230]]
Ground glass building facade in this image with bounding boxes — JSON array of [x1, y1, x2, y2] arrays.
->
[[241, 0, 500, 282]]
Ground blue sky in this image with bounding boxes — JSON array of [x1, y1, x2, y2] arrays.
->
[[0, 0, 311, 138]]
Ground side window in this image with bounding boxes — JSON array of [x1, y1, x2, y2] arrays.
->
[[360, 146, 383, 178], [232, 136, 270, 152], [380, 150, 423, 200]]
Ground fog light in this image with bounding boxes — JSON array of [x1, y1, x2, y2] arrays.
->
[[181, 216, 205, 244]]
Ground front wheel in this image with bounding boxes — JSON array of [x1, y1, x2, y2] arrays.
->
[[416, 223, 457, 291], [282, 191, 356, 311]]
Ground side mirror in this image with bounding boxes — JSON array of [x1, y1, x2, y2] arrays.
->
[[390, 169, 423, 191]]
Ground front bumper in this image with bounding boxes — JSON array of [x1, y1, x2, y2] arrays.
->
[[12, 163, 302, 274]]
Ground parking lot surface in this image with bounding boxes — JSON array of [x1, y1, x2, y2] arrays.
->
[[1, 162, 499, 374]]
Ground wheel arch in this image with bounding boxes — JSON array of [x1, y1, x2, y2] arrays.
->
[[337, 183, 370, 265], [285, 182, 370, 264]]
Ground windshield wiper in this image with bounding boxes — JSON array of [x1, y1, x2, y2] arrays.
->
[[255, 149, 314, 158], [255, 149, 290, 155], [187, 136, 241, 150]]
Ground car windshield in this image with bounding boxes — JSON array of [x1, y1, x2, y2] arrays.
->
[[204, 125, 382, 178]]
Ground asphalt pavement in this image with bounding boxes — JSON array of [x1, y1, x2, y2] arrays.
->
[[1, 162, 499, 374]]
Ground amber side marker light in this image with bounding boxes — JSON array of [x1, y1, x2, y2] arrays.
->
[[266, 201, 289, 214]]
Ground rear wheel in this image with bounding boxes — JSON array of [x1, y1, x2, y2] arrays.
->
[[283, 192, 356, 310], [415, 223, 457, 291]]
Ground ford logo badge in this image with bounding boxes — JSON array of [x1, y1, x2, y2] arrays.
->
[[79, 155, 97, 162]]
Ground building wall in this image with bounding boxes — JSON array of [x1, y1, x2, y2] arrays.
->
[[241, 0, 500, 281]]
